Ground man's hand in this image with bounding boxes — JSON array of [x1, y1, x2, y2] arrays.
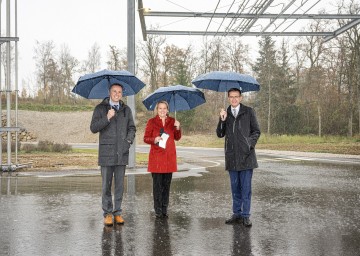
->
[[107, 109, 116, 121], [220, 108, 227, 121]]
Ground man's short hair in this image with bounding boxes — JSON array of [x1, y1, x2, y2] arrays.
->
[[227, 87, 242, 96], [109, 83, 123, 91]]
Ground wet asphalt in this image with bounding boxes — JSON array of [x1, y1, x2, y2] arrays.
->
[[1, 149, 360, 256]]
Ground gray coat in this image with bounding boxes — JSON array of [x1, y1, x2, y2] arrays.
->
[[90, 98, 136, 166], [216, 104, 261, 171]]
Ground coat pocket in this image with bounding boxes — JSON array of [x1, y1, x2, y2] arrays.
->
[[225, 138, 234, 153], [123, 139, 131, 151], [99, 139, 116, 157]]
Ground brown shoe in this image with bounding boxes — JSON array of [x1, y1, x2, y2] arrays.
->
[[114, 215, 124, 225], [104, 214, 113, 226]]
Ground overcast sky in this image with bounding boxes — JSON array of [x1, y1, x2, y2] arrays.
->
[[15, 0, 133, 92], [3, 0, 339, 93]]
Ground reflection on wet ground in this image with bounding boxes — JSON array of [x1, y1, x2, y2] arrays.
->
[[1, 160, 360, 256]]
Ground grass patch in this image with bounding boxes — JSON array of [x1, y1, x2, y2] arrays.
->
[[136, 152, 150, 166], [258, 134, 359, 144], [172, 133, 360, 155], [15, 103, 95, 112], [72, 148, 98, 154], [256, 134, 360, 155], [22, 140, 72, 153]]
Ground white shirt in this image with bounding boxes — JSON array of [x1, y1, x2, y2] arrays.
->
[[109, 99, 120, 109], [231, 105, 240, 117]]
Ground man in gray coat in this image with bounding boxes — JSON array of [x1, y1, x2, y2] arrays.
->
[[217, 88, 260, 227], [90, 83, 136, 226]]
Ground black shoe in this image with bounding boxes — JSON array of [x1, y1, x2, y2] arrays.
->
[[243, 217, 252, 227], [225, 215, 242, 224]]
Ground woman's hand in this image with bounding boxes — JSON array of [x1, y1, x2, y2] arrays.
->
[[174, 120, 180, 130], [154, 136, 162, 144]]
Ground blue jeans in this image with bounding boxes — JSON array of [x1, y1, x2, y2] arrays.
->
[[228, 169, 253, 218], [101, 165, 126, 217]]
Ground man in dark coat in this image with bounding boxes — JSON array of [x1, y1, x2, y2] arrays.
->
[[216, 88, 260, 227], [90, 83, 136, 226]]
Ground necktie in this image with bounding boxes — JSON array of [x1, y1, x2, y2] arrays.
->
[[113, 105, 119, 111], [233, 109, 237, 117]]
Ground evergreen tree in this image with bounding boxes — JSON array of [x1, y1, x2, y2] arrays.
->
[[272, 40, 299, 134], [252, 36, 278, 134]]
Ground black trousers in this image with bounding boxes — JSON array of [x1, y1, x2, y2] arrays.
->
[[152, 173, 173, 215]]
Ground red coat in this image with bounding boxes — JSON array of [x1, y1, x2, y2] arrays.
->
[[143, 115, 181, 173]]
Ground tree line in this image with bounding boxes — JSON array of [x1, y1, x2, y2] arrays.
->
[[5, 1, 360, 137]]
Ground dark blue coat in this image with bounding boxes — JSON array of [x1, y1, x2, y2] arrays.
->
[[216, 104, 260, 171]]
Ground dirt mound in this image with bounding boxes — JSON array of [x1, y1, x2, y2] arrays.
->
[[17, 110, 98, 143], [16, 110, 147, 144]]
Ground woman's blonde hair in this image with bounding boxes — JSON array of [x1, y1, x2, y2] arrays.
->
[[154, 100, 169, 116]]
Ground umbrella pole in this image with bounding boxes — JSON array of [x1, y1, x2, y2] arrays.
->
[[173, 92, 177, 119], [223, 91, 226, 108]]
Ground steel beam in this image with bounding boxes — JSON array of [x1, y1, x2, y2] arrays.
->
[[324, 19, 360, 42], [146, 30, 333, 37], [0, 36, 19, 42], [143, 11, 360, 20], [138, 0, 147, 41]]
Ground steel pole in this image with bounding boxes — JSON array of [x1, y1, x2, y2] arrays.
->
[[6, 0, 11, 170], [15, 0, 18, 166], [0, 0, 3, 169], [127, 0, 136, 193], [127, 0, 136, 168]]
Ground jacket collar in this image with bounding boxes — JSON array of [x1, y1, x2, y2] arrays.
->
[[227, 104, 245, 116], [101, 97, 126, 110]]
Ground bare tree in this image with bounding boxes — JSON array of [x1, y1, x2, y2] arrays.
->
[[161, 44, 178, 86], [224, 38, 250, 73], [107, 45, 121, 70], [58, 44, 79, 101], [138, 33, 165, 92], [33, 40, 56, 103], [199, 37, 229, 72], [82, 43, 101, 73], [299, 19, 330, 136]]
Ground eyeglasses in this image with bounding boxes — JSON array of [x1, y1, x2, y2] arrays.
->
[[228, 96, 241, 99]]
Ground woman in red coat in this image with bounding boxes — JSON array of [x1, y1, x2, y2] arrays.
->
[[143, 101, 181, 218]]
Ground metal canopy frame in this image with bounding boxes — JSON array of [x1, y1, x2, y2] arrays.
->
[[138, 0, 360, 42], [0, 0, 27, 171]]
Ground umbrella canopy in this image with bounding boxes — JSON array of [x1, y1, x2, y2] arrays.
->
[[192, 71, 260, 93], [142, 85, 206, 113], [72, 69, 146, 99]]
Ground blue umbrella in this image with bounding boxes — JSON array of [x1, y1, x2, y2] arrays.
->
[[72, 69, 146, 99], [192, 71, 260, 93], [142, 85, 206, 114]]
